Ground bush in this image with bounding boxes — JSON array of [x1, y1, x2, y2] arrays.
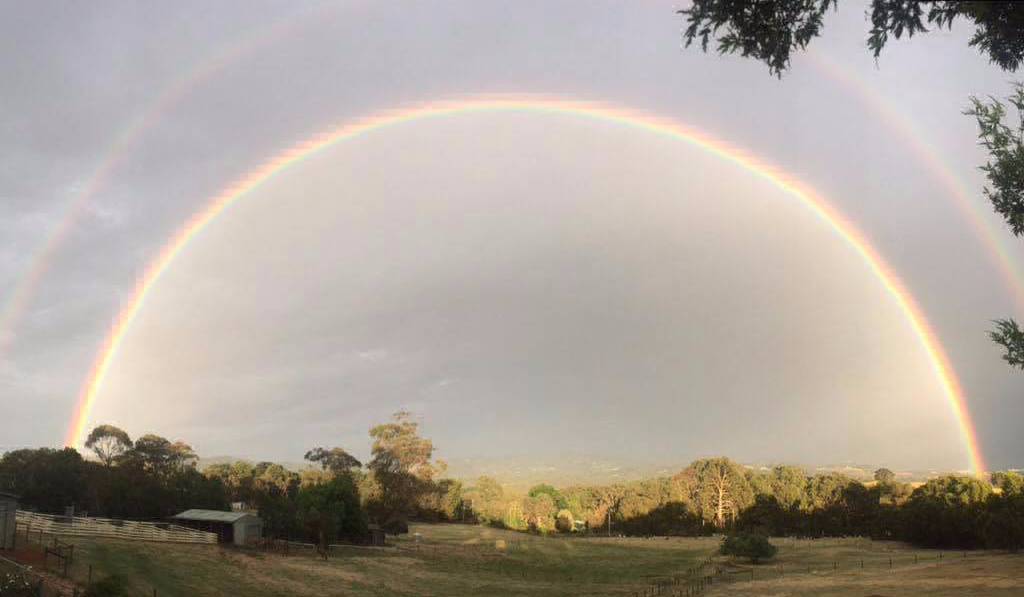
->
[[719, 533, 777, 563], [82, 574, 128, 597], [555, 509, 575, 532]]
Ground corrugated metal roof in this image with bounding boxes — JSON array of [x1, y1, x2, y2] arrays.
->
[[172, 509, 257, 523]]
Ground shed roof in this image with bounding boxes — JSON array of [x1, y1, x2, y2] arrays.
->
[[173, 509, 259, 523]]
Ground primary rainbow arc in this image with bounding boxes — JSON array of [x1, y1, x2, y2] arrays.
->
[[65, 97, 988, 475]]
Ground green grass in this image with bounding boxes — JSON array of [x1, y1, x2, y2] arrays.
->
[[45, 524, 716, 596], [707, 537, 1024, 596], [28, 528, 1024, 596]]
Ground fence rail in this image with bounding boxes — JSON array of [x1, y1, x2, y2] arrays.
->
[[16, 511, 217, 544]]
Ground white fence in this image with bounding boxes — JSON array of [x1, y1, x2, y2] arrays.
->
[[16, 511, 217, 544]]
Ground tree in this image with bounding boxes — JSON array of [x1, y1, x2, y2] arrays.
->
[[680, 0, 836, 77], [296, 475, 367, 548], [127, 435, 196, 476], [874, 468, 896, 484], [465, 475, 506, 524], [767, 465, 808, 509], [965, 85, 1024, 368], [84, 425, 132, 466], [720, 532, 778, 563], [522, 493, 556, 532], [676, 458, 753, 528], [365, 411, 442, 532], [527, 484, 568, 511], [304, 447, 362, 473], [679, 1, 1024, 78], [902, 475, 993, 547]]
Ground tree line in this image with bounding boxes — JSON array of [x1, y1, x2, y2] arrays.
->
[[2, 419, 1021, 551], [0, 411, 455, 546], [460, 458, 1024, 551]]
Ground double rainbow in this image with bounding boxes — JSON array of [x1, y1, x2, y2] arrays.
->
[[63, 98, 987, 475]]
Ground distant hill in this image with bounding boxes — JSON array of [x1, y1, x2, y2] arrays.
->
[[196, 453, 982, 488], [197, 456, 312, 472]]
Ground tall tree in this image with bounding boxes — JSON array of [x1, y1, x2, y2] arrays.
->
[[677, 457, 753, 527], [366, 411, 442, 532], [84, 424, 132, 466]]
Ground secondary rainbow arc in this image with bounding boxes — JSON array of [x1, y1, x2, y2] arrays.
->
[[64, 97, 988, 475]]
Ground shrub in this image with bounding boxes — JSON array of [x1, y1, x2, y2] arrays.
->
[[82, 574, 128, 597], [555, 509, 575, 532], [719, 532, 777, 563]]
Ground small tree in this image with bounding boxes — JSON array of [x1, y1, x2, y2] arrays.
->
[[874, 468, 896, 484], [720, 532, 778, 563]]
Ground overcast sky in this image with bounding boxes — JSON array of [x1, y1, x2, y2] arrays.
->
[[2, 0, 1022, 472]]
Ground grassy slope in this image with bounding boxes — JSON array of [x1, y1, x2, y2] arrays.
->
[[58, 524, 715, 597], [44, 527, 1024, 597]]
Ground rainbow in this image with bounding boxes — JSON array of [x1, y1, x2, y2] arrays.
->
[[4, 31, 1022, 381], [807, 51, 1024, 307], [0, 4, 333, 357], [64, 98, 986, 474]]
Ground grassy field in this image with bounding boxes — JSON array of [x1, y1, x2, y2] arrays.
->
[[705, 537, 1024, 597], [23, 525, 1024, 596]]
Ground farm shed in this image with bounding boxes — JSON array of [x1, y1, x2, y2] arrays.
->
[[0, 492, 18, 549], [172, 509, 262, 546]]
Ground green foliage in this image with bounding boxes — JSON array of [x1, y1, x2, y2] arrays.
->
[[82, 574, 128, 597], [296, 474, 368, 544], [527, 484, 568, 511], [966, 84, 1024, 239], [874, 468, 896, 484], [901, 475, 993, 548], [84, 425, 132, 466], [304, 447, 361, 473], [869, 1, 1024, 71], [676, 457, 753, 527], [366, 411, 442, 532], [679, 0, 835, 77], [679, 0, 1024, 77], [719, 532, 778, 563]]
